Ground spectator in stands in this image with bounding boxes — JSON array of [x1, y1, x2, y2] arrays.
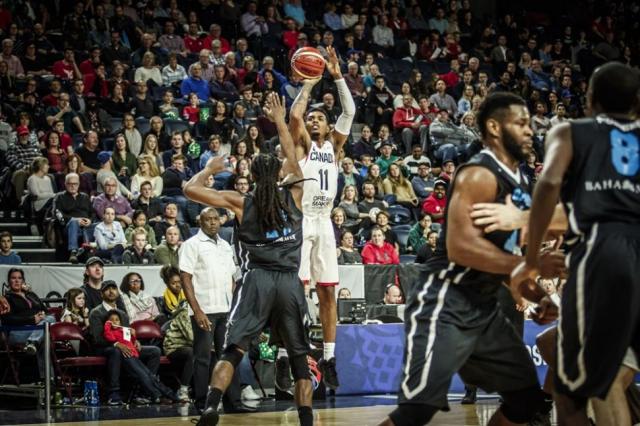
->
[[422, 179, 448, 224], [52, 48, 81, 81], [364, 163, 386, 198], [372, 14, 394, 54], [526, 59, 550, 91], [120, 272, 162, 323], [1, 38, 24, 78], [7, 125, 40, 200], [429, 110, 469, 165], [88, 280, 161, 406], [103, 83, 130, 119], [351, 125, 376, 162], [337, 156, 363, 196], [383, 284, 404, 305], [162, 283, 193, 402], [81, 93, 112, 138], [54, 173, 94, 263], [45, 92, 86, 135], [0, 231, 21, 265], [122, 227, 155, 265], [60, 154, 93, 196], [361, 227, 399, 265], [403, 145, 431, 179], [131, 80, 157, 120], [96, 152, 131, 197], [412, 162, 436, 202], [70, 80, 87, 115], [344, 61, 366, 100], [132, 181, 163, 223], [27, 157, 55, 218], [457, 85, 475, 118], [160, 265, 186, 316], [162, 154, 196, 223], [408, 213, 433, 253], [93, 176, 133, 227], [154, 225, 182, 267], [162, 132, 187, 169], [531, 101, 551, 138], [131, 155, 163, 197], [429, 79, 457, 117], [179, 64, 209, 104], [146, 117, 171, 154], [94, 206, 127, 264], [0, 267, 55, 379], [375, 142, 401, 177], [162, 53, 188, 88], [75, 130, 101, 174], [112, 133, 138, 186], [337, 183, 363, 230], [211, 65, 239, 103], [102, 309, 178, 403], [383, 163, 419, 212], [415, 230, 439, 263], [550, 103, 568, 126], [367, 76, 394, 131], [45, 132, 68, 174], [179, 207, 237, 411], [331, 207, 347, 244], [125, 210, 158, 247], [337, 231, 362, 265], [61, 288, 90, 331], [393, 94, 426, 155], [159, 21, 187, 58]]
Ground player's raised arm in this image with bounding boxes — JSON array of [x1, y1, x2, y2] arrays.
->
[[289, 76, 318, 155], [183, 156, 245, 220], [326, 46, 355, 156], [264, 93, 305, 208], [446, 166, 523, 275]]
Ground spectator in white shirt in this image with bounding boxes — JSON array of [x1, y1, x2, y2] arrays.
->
[[162, 53, 188, 87], [179, 208, 238, 411]]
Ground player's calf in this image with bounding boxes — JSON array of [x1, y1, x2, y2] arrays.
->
[[384, 403, 439, 426]]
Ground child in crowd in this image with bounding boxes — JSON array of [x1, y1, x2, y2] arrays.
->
[[54, 120, 73, 154], [182, 93, 200, 126], [158, 90, 179, 120], [103, 310, 178, 403], [160, 265, 185, 316], [61, 288, 90, 331], [122, 227, 155, 265], [125, 210, 158, 249], [94, 207, 127, 264]]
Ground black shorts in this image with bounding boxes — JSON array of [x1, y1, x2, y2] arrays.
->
[[399, 269, 540, 410], [225, 268, 310, 357], [556, 223, 640, 399]]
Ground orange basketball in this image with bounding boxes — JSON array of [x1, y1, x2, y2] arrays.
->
[[291, 47, 326, 79]]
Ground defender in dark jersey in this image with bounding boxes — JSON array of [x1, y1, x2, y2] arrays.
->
[[512, 62, 640, 425], [378, 93, 565, 426], [184, 94, 313, 426]]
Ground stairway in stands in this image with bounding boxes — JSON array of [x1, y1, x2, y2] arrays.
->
[[0, 211, 56, 263]]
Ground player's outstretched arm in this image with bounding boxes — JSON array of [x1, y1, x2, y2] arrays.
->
[[326, 46, 355, 156], [289, 76, 318, 155], [446, 166, 522, 275], [471, 199, 568, 234], [264, 93, 305, 208], [183, 156, 245, 220]]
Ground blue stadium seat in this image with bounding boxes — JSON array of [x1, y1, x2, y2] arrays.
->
[[164, 119, 190, 135], [399, 254, 416, 263], [392, 224, 412, 252], [387, 205, 412, 225], [135, 117, 150, 135]]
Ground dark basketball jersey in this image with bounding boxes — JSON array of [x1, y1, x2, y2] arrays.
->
[[427, 149, 532, 294], [235, 188, 303, 273], [562, 116, 640, 245]]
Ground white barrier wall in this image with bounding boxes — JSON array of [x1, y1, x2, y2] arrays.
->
[[0, 264, 366, 299]]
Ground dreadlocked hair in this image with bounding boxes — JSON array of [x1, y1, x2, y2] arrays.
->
[[251, 154, 293, 233]]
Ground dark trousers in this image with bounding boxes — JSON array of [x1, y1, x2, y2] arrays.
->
[[191, 313, 243, 410], [122, 356, 174, 399], [98, 345, 161, 397], [167, 346, 194, 386]]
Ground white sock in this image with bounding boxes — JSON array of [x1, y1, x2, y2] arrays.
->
[[180, 385, 189, 392], [277, 348, 288, 359], [323, 342, 335, 360]]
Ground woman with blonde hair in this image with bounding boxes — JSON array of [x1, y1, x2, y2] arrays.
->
[[337, 184, 362, 232], [142, 133, 165, 173], [134, 52, 163, 86], [383, 162, 419, 213], [131, 154, 163, 197]]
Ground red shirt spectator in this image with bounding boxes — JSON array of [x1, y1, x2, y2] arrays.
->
[[392, 96, 424, 130], [361, 228, 400, 265], [103, 313, 139, 357], [202, 24, 231, 54], [422, 180, 448, 224], [282, 18, 301, 52]]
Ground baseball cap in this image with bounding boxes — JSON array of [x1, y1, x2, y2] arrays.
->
[[380, 141, 393, 148], [100, 280, 118, 292], [86, 256, 105, 267], [97, 151, 112, 165], [434, 179, 448, 188], [17, 125, 29, 136]]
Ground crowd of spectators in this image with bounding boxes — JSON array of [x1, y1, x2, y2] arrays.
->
[[0, 0, 637, 266]]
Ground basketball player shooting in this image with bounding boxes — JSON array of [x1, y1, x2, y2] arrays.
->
[[282, 45, 355, 390], [184, 93, 314, 426]]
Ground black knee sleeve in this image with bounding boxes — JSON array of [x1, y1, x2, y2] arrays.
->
[[388, 403, 437, 426], [500, 385, 551, 423], [220, 345, 244, 368], [290, 354, 309, 381]]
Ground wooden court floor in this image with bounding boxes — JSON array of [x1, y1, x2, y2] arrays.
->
[[27, 401, 552, 426]]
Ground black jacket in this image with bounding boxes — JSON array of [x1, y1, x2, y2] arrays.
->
[[1, 291, 47, 325], [88, 303, 129, 348], [53, 191, 94, 222]]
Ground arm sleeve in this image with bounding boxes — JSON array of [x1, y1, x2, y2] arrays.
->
[[334, 78, 356, 136], [178, 241, 197, 274], [103, 321, 117, 343]]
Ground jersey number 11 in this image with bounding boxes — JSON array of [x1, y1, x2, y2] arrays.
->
[[318, 169, 329, 191]]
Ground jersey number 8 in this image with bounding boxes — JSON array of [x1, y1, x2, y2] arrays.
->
[[609, 129, 640, 177]]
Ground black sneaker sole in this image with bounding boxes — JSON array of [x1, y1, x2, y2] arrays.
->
[[196, 408, 219, 426]]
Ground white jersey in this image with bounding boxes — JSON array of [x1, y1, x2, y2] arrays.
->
[[299, 141, 339, 218]]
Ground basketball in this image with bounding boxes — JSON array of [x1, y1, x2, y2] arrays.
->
[[291, 47, 326, 79]]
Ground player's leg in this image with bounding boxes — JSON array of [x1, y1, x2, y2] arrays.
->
[[591, 364, 635, 426], [536, 326, 557, 395], [380, 275, 479, 426], [273, 271, 315, 426], [314, 218, 340, 388], [460, 307, 550, 425], [197, 270, 275, 426]]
